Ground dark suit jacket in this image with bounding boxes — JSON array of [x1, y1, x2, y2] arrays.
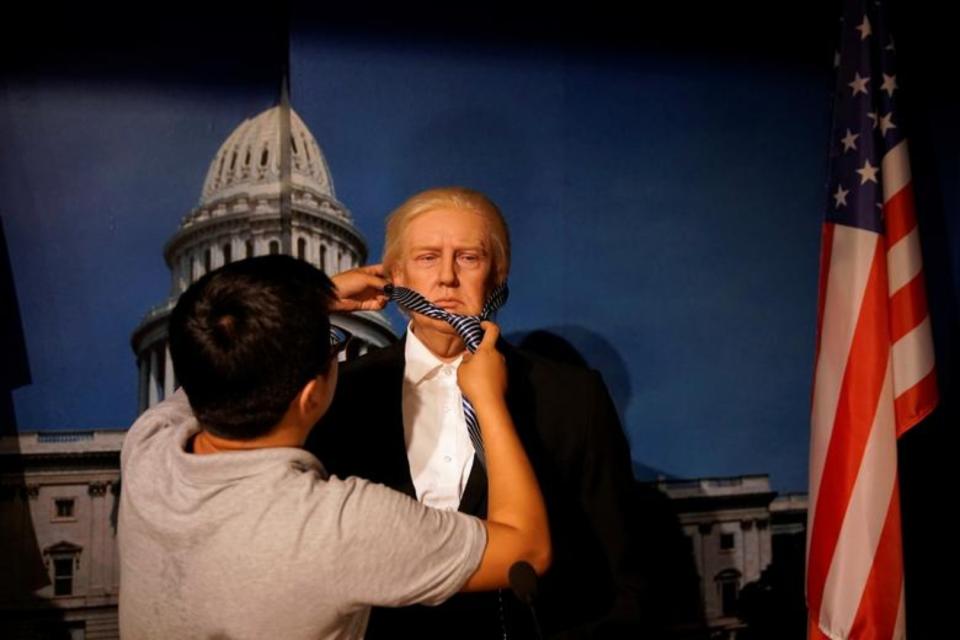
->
[[306, 335, 645, 639]]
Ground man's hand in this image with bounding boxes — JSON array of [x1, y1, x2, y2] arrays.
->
[[330, 264, 389, 312], [457, 321, 507, 405]]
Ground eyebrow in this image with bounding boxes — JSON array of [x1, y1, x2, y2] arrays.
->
[[409, 244, 488, 253]]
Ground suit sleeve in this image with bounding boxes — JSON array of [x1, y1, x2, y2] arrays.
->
[[577, 371, 649, 633], [305, 379, 357, 479]]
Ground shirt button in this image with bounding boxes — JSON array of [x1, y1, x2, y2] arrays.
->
[[443, 366, 454, 377], [443, 455, 452, 463]]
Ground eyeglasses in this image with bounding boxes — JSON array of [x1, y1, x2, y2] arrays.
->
[[329, 326, 353, 358]]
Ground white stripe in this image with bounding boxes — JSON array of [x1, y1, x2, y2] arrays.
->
[[882, 140, 911, 204], [892, 315, 936, 398], [818, 361, 898, 637], [809, 227, 880, 544], [887, 228, 922, 295]]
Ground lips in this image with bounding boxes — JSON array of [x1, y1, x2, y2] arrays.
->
[[433, 299, 460, 310]]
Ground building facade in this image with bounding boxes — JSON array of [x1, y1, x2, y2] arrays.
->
[[643, 475, 806, 639], [1, 431, 124, 639]]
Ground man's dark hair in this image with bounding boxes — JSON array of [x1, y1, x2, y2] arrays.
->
[[168, 255, 337, 440]]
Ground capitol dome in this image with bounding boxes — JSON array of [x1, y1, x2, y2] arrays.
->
[[131, 105, 395, 412], [200, 108, 335, 206]]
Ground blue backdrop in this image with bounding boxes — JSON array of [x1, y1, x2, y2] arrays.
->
[[1, 5, 955, 501]]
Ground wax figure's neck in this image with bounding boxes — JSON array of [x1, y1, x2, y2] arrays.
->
[[411, 323, 466, 362]]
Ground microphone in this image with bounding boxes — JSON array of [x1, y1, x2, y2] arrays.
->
[[509, 561, 543, 639]]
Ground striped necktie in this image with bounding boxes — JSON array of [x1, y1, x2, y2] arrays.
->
[[384, 281, 509, 467]]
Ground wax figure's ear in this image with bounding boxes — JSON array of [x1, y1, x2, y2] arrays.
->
[[389, 262, 406, 287]]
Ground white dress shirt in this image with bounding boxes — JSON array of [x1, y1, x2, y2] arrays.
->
[[402, 322, 476, 511]]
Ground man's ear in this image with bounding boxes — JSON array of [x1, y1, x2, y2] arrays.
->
[[296, 372, 331, 417], [294, 380, 317, 419]]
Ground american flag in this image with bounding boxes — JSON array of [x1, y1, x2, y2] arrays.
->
[[806, 1, 938, 638]]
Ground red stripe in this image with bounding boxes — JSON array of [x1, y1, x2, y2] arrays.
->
[[895, 369, 938, 437], [888, 274, 928, 343], [807, 236, 891, 620], [884, 182, 917, 247], [813, 223, 836, 372], [849, 480, 904, 639]]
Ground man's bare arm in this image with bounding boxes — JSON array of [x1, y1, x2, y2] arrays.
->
[[456, 322, 552, 592]]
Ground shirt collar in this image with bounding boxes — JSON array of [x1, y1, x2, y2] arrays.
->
[[403, 321, 464, 385]]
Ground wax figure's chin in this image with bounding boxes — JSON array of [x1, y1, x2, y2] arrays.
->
[[411, 313, 466, 338]]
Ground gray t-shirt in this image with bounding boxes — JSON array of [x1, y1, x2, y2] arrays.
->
[[118, 389, 486, 640]]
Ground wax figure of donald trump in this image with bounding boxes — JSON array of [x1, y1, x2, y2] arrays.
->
[[307, 187, 645, 639]]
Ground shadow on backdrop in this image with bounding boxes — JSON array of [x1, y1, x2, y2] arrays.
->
[[510, 327, 709, 637], [1, 213, 71, 637]]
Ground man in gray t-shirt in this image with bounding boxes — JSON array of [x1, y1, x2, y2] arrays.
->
[[119, 388, 484, 639], [118, 256, 550, 639]]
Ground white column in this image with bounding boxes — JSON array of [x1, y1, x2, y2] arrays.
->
[[138, 357, 148, 414], [169, 262, 178, 296], [111, 485, 121, 591], [164, 343, 175, 399], [107, 482, 119, 593], [179, 255, 189, 293], [148, 348, 160, 407], [759, 521, 772, 572], [88, 484, 105, 595], [191, 252, 200, 282], [743, 523, 756, 581], [698, 525, 713, 617]]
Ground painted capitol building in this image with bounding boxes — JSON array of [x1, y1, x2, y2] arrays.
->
[[131, 106, 395, 412]]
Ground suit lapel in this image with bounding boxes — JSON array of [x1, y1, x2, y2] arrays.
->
[[378, 335, 418, 500]]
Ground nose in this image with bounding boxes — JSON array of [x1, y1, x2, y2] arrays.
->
[[439, 251, 458, 287]]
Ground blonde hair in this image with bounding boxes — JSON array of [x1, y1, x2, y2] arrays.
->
[[382, 187, 511, 286]]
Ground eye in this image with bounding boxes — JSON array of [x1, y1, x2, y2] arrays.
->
[[415, 253, 438, 264], [458, 253, 480, 265]]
